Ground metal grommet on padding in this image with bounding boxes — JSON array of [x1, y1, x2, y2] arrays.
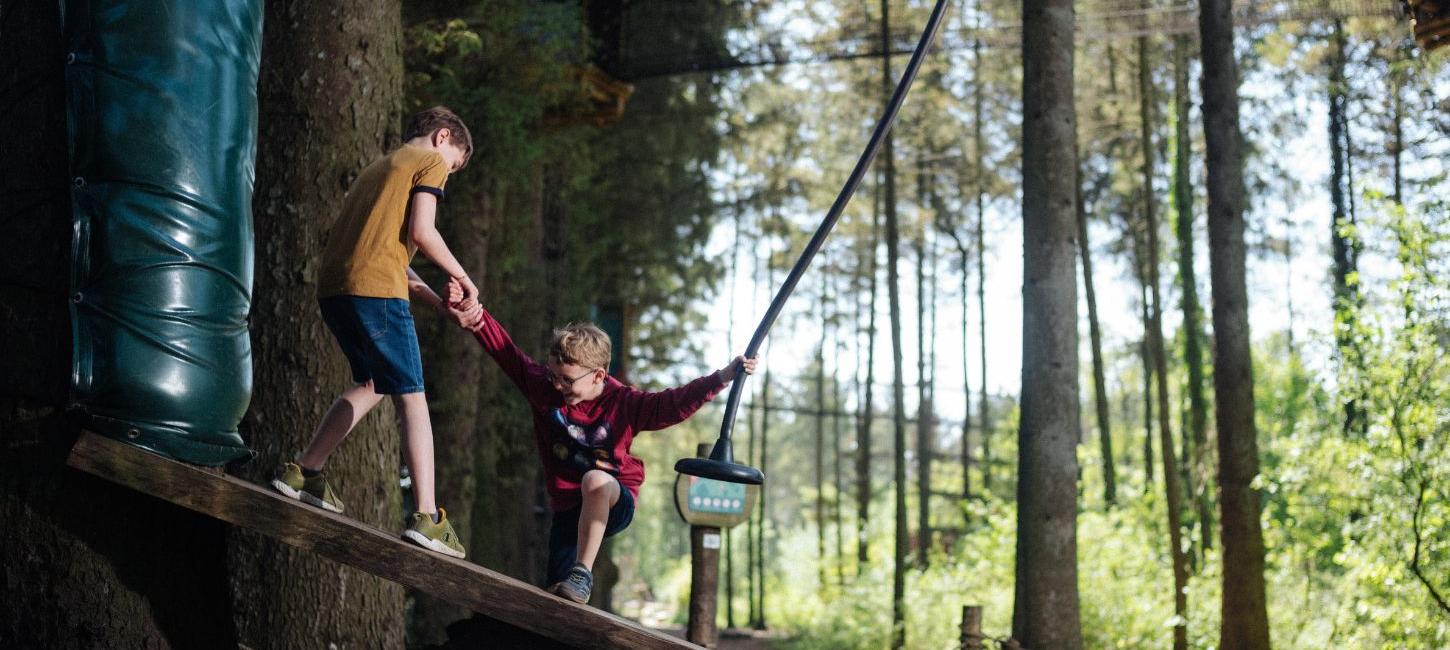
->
[[72, 177, 86, 188], [71, 292, 84, 304], [126, 429, 140, 439], [66, 52, 77, 64]]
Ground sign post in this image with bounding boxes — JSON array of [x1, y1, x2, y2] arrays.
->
[[675, 443, 758, 646]]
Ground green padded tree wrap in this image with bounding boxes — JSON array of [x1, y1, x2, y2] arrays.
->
[[64, 0, 260, 465]]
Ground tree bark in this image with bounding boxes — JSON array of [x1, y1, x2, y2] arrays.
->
[[1199, 0, 1272, 644], [1328, 20, 1365, 438], [754, 365, 772, 630], [1076, 167, 1116, 507], [1011, 0, 1083, 644], [915, 175, 933, 569], [972, 8, 992, 495], [856, 173, 881, 570], [1140, 286, 1155, 492], [227, 2, 408, 647], [1173, 34, 1214, 553], [944, 223, 972, 507], [880, 3, 909, 647], [1140, 30, 1190, 649], [816, 322, 828, 586]]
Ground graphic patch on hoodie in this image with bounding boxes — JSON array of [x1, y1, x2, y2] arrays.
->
[[548, 408, 619, 475]]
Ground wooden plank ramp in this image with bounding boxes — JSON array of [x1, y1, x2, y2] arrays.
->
[[67, 431, 697, 650]]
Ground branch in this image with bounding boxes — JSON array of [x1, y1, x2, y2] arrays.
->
[[1409, 479, 1450, 617]]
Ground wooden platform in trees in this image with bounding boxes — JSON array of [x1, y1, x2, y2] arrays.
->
[[66, 431, 696, 650]]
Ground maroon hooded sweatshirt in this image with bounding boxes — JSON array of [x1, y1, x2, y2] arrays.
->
[[470, 307, 726, 512]]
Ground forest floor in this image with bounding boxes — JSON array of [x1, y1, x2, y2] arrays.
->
[[653, 625, 787, 649]]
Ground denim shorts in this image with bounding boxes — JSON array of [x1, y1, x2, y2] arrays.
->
[[318, 295, 424, 395], [546, 478, 636, 585]]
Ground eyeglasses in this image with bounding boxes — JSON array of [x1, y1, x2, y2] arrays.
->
[[547, 367, 598, 389]]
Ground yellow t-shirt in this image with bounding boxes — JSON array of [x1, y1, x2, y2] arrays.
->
[[317, 144, 449, 300]]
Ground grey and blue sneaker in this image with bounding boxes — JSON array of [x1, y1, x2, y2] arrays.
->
[[550, 563, 593, 604]]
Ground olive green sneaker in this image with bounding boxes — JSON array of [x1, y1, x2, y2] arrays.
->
[[271, 462, 345, 514], [403, 507, 466, 559]]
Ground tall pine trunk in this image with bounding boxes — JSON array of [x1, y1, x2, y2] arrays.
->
[[816, 309, 828, 586], [754, 312, 773, 631], [1140, 29, 1190, 649], [856, 174, 881, 569], [228, 2, 408, 647], [879, 2, 911, 646], [1328, 20, 1365, 437], [1139, 281, 1155, 491], [948, 231, 974, 502], [1077, 166, 1116, 506], [915, 186, 933, 568], [971, 6, 992, 495], [1011, 0, 1083, 644], [1199, 0, 1272, 644], [1173, 34, 1214, 552]]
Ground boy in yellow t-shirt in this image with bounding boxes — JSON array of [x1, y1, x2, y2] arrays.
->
[[270, 106, 484, 559]]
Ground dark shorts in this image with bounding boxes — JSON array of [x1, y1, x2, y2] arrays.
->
[[318, 295, 424, 395], [546, 478, 636, 585]]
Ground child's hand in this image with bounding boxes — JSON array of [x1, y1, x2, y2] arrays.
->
[[448, 276, 479, 311], [718, 355, 759, 384], [446, 301, 483, 330]]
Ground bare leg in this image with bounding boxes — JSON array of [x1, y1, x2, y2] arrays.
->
[[575, 469, 621, 570], [394, 392, 437, 515], [298, 381, 384, 469]]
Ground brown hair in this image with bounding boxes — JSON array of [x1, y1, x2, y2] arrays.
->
[[404, 106, 473, 168], [548, 322, 612, 371]]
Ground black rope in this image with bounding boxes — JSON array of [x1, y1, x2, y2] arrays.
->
[[677, 0, 951, 484]]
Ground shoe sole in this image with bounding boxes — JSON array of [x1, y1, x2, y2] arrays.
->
[[547, 582, 590, 604], [270, 479, 343, 514], [402, 529, 466, 559]]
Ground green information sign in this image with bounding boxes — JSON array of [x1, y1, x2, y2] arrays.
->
[[674, 473, 758, 528]]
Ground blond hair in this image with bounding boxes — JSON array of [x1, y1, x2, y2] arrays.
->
[[549, 322, 611, 370]]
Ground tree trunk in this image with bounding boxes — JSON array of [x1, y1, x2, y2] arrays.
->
[[1199, 0, 1272, 644], [816, 320, 828, 586], [1140, 289, 1155, 492], [1, 4, 240, 646], [1140, 30, 1190, 649], [856, 173, 881, 570], [880, 2, 910, 646], [1328, 20, 1365, 438], [1011, 0, 1083, 643], [1173, 34, 1214, 553], [943, 164, 973, 506], [915, 183, 933, 569], [972, 8, 992, 496], [754, 365, 772, 630], [832, 323, 847, 585], [1077, 166, 1116, 507], [228, 2, 408, 647], [746, 374, 758, 626]]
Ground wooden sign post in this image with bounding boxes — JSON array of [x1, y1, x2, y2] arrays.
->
[[675, 443, 758, 647]]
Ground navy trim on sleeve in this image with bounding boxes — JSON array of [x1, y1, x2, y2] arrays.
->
[[412, 186, 445, 201]]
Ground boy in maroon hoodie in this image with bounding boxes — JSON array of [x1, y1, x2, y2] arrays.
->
[[450, 281, 756, 603]]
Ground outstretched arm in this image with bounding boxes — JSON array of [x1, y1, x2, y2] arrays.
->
[[631, 355, 759, 431], [447, 279, 547, 401]]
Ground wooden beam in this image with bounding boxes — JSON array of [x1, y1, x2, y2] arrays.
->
[[67, 431, 696, 650]]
